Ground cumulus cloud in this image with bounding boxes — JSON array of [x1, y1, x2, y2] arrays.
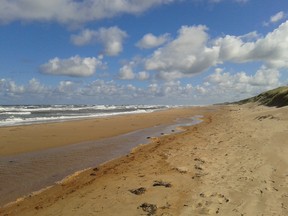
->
[[71, 29, 98, 46], [119, 64, 135, 80], [204, 66, 281, 101], [71, 27, 127, 56], [118, 64, 151, 80], [216, 35, 255, 63], [0, 78, 138, 103], [0, 79, 25, 96], [57, 81, 77, 94], [0, 67, 283, 105], [0, 78, 52, 101], [136, 33, 170, 49], [115, 20, 288, 81], [26, 78, 48, 93], [216, 20, 288, 68], [145, 25, 219, 79], [79, 80, 146, 102], [40, 55, 103, 77], [118, 60, 151, 81], [0, 0, 176, 25]]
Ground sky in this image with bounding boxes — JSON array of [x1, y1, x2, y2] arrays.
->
[[0, 0, 288, 105]]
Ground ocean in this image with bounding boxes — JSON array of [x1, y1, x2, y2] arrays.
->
[[0, 104, 171, 127]]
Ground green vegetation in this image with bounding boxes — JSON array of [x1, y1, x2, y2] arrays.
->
[[236, 86, 288, 107]]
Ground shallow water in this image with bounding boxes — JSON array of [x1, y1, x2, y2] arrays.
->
[[0, 116, 202, 206]]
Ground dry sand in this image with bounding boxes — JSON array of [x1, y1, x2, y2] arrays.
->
[[1, 104, 288, 216]]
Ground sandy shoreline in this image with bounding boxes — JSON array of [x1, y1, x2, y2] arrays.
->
[[0, 107, 206, 156], [0, 106, 211, 207], [1, 104, 288, 215]]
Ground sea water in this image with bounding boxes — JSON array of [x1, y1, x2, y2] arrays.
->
[[0, 104, 172, 127]]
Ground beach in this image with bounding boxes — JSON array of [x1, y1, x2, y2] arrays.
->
[[1, 104, 288, 215]]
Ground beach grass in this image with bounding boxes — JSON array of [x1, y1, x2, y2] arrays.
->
[[236, 86, 288, 107]]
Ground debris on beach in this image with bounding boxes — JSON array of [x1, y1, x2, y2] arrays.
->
[[138, 203, 157, 215], [129, 187, 146, 195], [153, 180, 172, 188]]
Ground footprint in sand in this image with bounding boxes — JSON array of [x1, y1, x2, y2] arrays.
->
[[129, 187, 146, 195], [192, 157, 208, 180], [138, 203, 157, 216], [153, 180, 172, 188], [193, 192, 230, 214]]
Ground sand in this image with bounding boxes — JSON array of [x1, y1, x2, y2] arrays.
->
[[1, 104, 288, 216], [0, 107, 204, 156]]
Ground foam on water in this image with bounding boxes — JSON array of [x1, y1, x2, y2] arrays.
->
[[0, 104, 175, 127]]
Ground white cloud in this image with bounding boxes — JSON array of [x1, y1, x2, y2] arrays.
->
[[119, 64, 135, 80], [0, 0, 176, 25], [263, 11, 286, 26], [0, 78, 52, 101], [80, 80, 145, 101], [136, 33, 170, 49], [71, 27, 127, 56], [216, 20, 288, 68], [270, 11, 285, 23], [145, 25, 219, 78], [205, 66, 281, 100], [216, 35, 255, 63], [119, 66, 151, 80], [0, 79, 25, 96], [40, 55, 103, 77], [57, 81, 77, 94], [0, 67, 283, 105], [116, 20, 288, 82], [26, 78, 48, 94], [250, 67, 281, 86], [138, 71, 150, 80], [146, 81, 191, 98], [71, 29, 97, 46], [238, 31, 259, 41], [118, 60, 151, 81]]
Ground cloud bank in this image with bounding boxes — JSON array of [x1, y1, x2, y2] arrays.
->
[[1, 64, 282, 105]]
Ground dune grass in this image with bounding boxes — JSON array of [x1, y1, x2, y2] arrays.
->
[[236, 86, 288, 107]]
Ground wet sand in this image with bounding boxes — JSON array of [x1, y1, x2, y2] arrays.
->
[[0, 106, 209, 207], [0, 113, 203, 206], [1, 104, 288, 216], [0, 107, 205, 156]]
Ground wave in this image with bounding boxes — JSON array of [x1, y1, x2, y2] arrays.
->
[[0, 105, 173, 127], [0, 112, 32, 115], [0, 105, 169, 113]]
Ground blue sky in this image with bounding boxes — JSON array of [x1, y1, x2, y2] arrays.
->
[[0, 0, 288, 105]]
